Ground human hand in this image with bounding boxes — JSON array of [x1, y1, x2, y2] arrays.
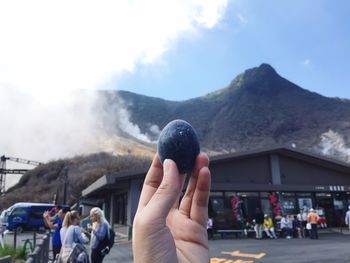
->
[[43, 211, 49, 218], [133, 153, 211, 263]]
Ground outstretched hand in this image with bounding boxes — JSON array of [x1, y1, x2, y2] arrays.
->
[[132, 153, 211, 263]]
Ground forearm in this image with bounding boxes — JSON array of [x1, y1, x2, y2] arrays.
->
[[44, 217, 56, 229]]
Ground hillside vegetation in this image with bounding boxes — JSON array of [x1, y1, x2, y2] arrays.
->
[[0, 153, 151, 210]]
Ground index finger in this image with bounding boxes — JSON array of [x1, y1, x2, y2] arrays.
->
[[137, 154, 164, 210]]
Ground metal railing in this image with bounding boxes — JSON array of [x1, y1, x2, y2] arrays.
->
[[25, 232, 50, 263]]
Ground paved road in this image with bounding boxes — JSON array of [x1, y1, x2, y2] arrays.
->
[[4, 231, 350, 262], [3, 231, 45, 248], [105, 233, 350, 263]]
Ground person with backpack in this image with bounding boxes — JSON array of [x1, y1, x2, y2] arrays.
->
[[87, 207, 111, 263], [59, 211, 89, 263]]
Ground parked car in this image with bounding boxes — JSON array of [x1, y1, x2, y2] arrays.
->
[[0, 209, 8, 227], [4, 202, 69, 233]]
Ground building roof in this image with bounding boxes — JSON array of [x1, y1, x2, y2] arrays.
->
[[82, 170, 146, 197], [82, 146, 350, 197], [210, 146, 350, 173]]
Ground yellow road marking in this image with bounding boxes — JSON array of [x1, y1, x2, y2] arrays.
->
[[210, 258, 254, 263], [222, 250, 266, 259]]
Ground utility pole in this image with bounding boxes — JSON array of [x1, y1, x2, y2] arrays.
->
[[63, 167, 69, 206]]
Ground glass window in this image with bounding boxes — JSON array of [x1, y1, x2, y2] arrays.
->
[[236, 192, 259, 197], [260, 192, 270, 198], [298, 198, 313, 211], [261, 199, 272, 216], [296, 193, 311, 197], [11, 208, 27, 216], [209, 192, 224, 213], [281, 192, 295, 197], [281, 198, 296, 215], [333, 199, 344, 210], [316, 193, 332, 197], [224, 192, 236, 209], [210, 192, 223, 197]]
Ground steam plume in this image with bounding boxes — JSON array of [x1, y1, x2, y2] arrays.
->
[[0, 1, 229, 188]]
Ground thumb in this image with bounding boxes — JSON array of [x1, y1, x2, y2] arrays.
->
[[147, 159, 182, 218]]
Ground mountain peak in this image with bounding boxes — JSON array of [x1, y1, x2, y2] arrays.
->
[[225, 63, 280, 94], [257, 63, 277, 73], [243, 63, 278, 80]]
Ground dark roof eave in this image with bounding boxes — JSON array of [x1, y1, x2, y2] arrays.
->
[[81, 170, 147, 197], [210, 146, 350, 173], [82, 175, 108, 197]]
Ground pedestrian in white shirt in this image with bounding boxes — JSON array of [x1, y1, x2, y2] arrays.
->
[[345, 206, 350, 231]]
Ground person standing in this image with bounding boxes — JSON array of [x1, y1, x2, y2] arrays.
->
[[0, 219, 4, 248], [308, 208, 319, 239], [87, 207, 109, 263], [60, 211, 89, 263], [345, 206, 350, 231], [263, 214, 277, 239], [44, 208, 66, 260], [297, 209, 307, 238], [254, 208, 264, 239], [207, 217, 214, 240]]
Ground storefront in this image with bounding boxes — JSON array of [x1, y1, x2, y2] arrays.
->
[[209, 191, 350, 229], [81, 147, 350, 229]]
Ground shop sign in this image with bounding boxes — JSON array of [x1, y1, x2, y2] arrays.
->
[[329, 185, 345, 191], [314, 185, 347, 191]]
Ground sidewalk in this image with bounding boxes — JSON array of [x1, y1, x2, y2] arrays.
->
[[321, 227, 350, 235], [104, 241, 133, 263]]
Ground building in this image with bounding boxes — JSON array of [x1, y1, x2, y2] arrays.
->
[[81, 147, 350, 231]]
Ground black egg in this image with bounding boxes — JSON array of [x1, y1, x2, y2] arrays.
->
[[157, 119, 200, 174]]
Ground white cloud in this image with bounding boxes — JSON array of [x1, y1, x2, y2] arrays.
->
[[0, 0, 230, 189], [0, 0, 229, 92]]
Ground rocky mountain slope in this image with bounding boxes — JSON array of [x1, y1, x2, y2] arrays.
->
[[112, 64, 350, 155]]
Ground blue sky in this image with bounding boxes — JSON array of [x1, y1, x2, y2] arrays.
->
[[116, 0, 350, 101]]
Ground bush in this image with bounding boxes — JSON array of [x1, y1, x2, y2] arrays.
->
[[0, 244, 27, 261]]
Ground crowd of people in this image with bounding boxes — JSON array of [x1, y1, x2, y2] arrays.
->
[[43, 206, 111, 263], [249, 207, 321, 240]]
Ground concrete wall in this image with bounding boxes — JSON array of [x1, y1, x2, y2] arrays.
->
[[279, 156, 350, 185], [210, 155, 271, 184]]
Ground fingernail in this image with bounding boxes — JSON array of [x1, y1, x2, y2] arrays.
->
[[163, 159, 171, 173]]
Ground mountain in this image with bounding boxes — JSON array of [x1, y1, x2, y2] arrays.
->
[[111, 63, 350, 155], [3, 63, 350, 209]]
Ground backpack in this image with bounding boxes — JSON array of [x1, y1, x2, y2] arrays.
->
[[107, 227, 115, 249], [67, 243, 89, 263]]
